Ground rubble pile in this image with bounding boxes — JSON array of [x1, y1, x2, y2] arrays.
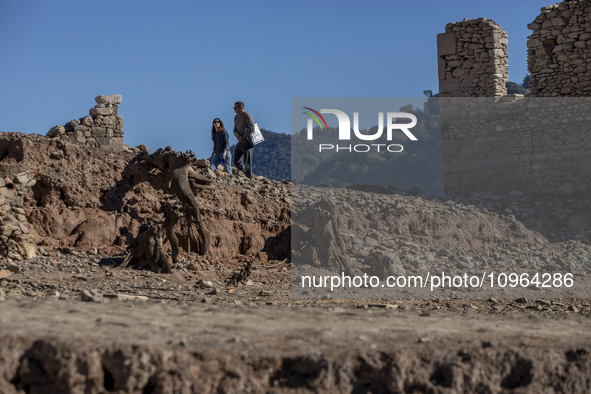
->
[[466, 190, 591, 243], [47, 95, 124, 148], [292, 184, 591, 297]]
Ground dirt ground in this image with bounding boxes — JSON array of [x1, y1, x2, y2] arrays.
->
[[1, 252, 591, 393]]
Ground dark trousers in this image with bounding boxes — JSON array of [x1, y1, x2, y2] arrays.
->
[[233, 141, 253, 178]]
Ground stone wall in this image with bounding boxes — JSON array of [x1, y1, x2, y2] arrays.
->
[[0, 173, 37, 260], [0, 95, 126, 260], [440, 96, 591, 197], [527, 1, 591, 97], [439, 1, 591, 197], [46, 95, 124, 148], [437, 18, 508, 97]]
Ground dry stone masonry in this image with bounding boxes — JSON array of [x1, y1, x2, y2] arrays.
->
[[47, 95, 124, 148], [437, 18, 508, 97], [440, 96, 591, 197], [438, 0, 591, 197], [527, 1, 591, 97], [0, 173, 36, 260]]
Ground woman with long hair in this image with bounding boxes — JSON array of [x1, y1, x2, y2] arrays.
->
[[208, 118, 232, 174]]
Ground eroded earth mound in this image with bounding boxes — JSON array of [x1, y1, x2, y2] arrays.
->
[[0, 132, 290, 263]]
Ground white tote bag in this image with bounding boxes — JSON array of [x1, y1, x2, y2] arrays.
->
[[249, 123, 264, 145]]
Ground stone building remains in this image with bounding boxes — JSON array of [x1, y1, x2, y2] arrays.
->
[[47, 95, 124, 148], [437, 0, 591, 197], [527, 1, 591, 97], [0, 95, 126, 259], [438, 18, 508, 98], [0, 173, 36, 260]]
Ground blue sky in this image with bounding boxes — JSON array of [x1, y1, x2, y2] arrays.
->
[[1, 0, 550, 159]]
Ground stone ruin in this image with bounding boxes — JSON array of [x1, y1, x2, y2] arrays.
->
[[438, 18, 508, 97], [47, 95, 124, 149], [437, 0, 591, 198], [0, 95, 127, 260], [0, 173, 36, 260], [527, 0, 591, 96], [437, 1, 591, 99], [439, 96, 591, 197]]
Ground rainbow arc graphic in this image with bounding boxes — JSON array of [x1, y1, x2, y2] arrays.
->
[[302, 107, 328, 130]]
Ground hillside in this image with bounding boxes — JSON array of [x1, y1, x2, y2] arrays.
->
[[293, 101, 444, 195], [230, 128, 291, 181], [290, 126, 340, 182]]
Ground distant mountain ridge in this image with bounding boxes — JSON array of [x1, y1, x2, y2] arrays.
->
[[229, 129, 291, 181]]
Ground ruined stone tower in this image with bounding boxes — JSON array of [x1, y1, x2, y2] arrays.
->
[[437, 18, 508, 97]]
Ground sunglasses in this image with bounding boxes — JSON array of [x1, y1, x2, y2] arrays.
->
[[233, 106, 241, 109], [214, 120, 220, 123]]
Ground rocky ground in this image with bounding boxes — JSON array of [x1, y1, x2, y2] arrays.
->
[[2, 185, 591, 393], [1, 133, 591, 392], [292, 184, 591, 300], [1, 251, 591, 393]]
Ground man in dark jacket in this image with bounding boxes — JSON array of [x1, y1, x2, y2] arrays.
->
[[232, 101, 255, 179]]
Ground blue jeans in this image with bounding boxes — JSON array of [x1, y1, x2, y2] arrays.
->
[[210, 151, 232, 174]]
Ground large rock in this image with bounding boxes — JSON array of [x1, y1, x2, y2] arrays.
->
[[437, 32, 457, 56], [364, 250, 406, 279], [14, 172, 31, 184], [95, 95, 122, 105], [89, 107, 113, 116], [50, 150, 64, 160], [135, 144, 150, 153], [115, 116, 124, 129], [81, 116, 94, 127], [195, 159, 210, 169], [47, 125, 65, 138]]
